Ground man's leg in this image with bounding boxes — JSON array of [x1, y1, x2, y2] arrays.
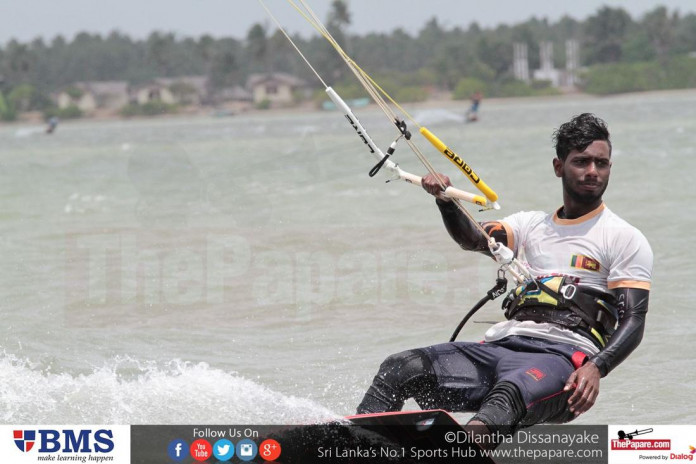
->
[[357, 342, 500, 414], [494, 351, 577, 426], [356, 348, 437, 414], [463, 351, 575, 449], [470, 381, 527, 431]]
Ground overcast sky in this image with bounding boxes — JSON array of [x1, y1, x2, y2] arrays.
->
[[2, 0, 696, 44]]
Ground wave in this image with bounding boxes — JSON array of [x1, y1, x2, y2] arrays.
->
[[411, 109, 465, 125], [14, 127, 45, 138], [0, 354, 338, 425]]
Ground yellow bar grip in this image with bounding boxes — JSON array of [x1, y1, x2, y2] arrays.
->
[[419, 127, 499, 203]]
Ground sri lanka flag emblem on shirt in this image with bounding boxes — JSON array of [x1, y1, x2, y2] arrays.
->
[[570, 254, 600, 272]]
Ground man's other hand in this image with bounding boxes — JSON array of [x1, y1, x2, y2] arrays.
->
[[564, 362, 601, 416]]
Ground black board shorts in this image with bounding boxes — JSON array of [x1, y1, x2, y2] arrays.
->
[[418, 335, 591, 425]]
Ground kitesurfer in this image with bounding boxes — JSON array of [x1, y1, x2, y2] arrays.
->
[[46, 116, 59, 134], [357, 113, 652, 443], [466, 91, 482, 122]]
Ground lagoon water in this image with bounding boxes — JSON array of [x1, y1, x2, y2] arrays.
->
[[1, 91, 695, 425]]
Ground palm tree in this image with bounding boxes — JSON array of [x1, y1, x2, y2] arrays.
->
[[328, 0, 351, 33], [2, 40, 35, 86], [583, 7, 632, 64], [642, 7, 675, 61], [247, 23, 269, 72]]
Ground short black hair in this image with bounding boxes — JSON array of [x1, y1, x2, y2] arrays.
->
[[552, 113, 611, 161]]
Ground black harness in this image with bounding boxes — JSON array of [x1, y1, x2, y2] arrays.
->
[[502, 276, 619, 348], [449, 271, 619, 349]]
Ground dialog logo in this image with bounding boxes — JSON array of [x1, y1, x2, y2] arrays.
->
[[213, 439, 235, 461], [167, 439, 188, 462], [236, 438, 258, 461], [14, 430, 36, 452]]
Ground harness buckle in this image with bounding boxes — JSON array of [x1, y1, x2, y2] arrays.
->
[[560, 284, 577, 300]]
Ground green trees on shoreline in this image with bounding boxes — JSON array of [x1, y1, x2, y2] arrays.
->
[[1, 3, 696, 120]]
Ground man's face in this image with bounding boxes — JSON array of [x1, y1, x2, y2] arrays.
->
[[554, 140, 612, 205]]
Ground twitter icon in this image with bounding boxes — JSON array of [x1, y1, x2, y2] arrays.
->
[[213, 439, 234, 461]]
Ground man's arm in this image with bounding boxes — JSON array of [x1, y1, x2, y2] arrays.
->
[[422, 173, 507, 256], [588, 287, 649, 376], [565, 287, 649, 415], [436, 198, 491, 254]]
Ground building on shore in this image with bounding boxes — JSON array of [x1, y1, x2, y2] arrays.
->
[[514, 40, 580, 91], [55, 81, 129, 114], [246, 73, 308, 107]]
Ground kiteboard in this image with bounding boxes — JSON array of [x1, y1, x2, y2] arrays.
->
[[345, 409, 497, 463]]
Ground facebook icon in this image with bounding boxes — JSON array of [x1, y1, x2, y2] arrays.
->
[[168, 439, 188, 462]]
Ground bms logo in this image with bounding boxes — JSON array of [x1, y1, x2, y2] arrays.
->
[[12, 429, 115, 453], [14, 430, 36, 452]]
